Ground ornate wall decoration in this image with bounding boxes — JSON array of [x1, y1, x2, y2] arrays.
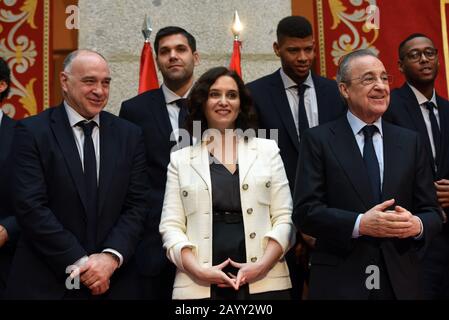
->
[[314, 0, 448, 97], [0, 0, 50, 119], [328, 0, 378, 66]]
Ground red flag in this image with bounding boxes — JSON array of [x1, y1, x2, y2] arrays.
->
[[138, 42, 159, 94], [229, 40, 242, 78]]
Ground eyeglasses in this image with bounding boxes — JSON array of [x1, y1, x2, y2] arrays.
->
[[343, 74, 393, 86], [403, 48, 438, 62]]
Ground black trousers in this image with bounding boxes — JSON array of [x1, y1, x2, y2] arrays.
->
[[140, 264, 176, 299], [422, 228, 449, 299]]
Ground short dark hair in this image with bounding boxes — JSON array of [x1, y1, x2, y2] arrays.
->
[[0, 57, 11, 102], [154, 26, 196, 55], [186, 66, 257, 137], [277, 16, 313, 42], [398, 33, 434, 59]]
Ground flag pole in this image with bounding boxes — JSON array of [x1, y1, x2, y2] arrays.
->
[[138, 14, 159, 93]]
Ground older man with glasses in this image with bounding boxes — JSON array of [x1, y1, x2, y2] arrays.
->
[[293, 49, 442, 300], [384, 33, 449, 299]]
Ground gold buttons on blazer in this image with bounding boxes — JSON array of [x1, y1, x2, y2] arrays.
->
[[182, 190, 188, 197], [249, 232, 256, 239], [265, 181, 271, 188], [246, 208, 253, 214], [242, 184, 249, 190], [251, 257, 257, 263]]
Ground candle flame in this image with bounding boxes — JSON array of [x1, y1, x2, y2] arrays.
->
[[231, 11, 243, 38]]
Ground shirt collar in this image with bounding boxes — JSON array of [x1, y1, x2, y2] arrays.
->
[[161, 84, 191, 104], [407, 83, 437, 107], [347, 110, 383, 137], [64, 101, 100, 128], [279, 68, 314, 90]]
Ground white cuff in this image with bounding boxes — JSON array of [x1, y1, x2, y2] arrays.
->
[[352, 214, 363, 238], [102, 248, 123, 267]]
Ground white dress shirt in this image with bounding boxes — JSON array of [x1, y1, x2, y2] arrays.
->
[[0, 109, 3, 125], [161, 84, 191, 142], [347, 111, 384, 239], [279, 69, 319, 138], [408, 83, 439, 161], [65, 103, 100, 180], [347, 111, 384, 185], [64, 102, 123, 267], [347, 111, 423, 239]]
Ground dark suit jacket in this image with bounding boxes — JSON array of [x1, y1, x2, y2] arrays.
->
[[0, 114, 17, 296], [120, 89, 177, 277], [384, 83, 449, 182], [6, 104, 150, 299], [293, 116, 442, 299], [247, 69, 346, 190]]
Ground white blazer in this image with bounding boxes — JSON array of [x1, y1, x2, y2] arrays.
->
[[159, 137, 295, 299]]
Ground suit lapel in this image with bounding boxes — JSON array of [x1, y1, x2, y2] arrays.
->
[[329, 117, 375, 208], [50, 105, 88, 217], [313, 74, 330, 124], [399, 84, 434, 166], [190, 143, 212, 192], [0, 115, 14, 164], [97, 112, 118, 216], [152, 89, 177, 149], [436, 95, 449, 178], [238, 137, 257, 184], [381, 121, 403, 202], [269, 71, 300, 151]]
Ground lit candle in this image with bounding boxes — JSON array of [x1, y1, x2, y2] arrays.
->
[[229, 11, 243, 77], [231, 11, 243, 40]]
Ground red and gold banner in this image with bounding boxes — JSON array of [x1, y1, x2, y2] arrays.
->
[[0, 0, 50, 119], [314, 0, 449, 98]]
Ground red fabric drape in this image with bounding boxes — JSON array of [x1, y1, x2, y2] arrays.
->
[[229, 40, 242, 78], [0, 0, 51, 119], [138, 42, 159, 94], [315, 0, 448, 98]]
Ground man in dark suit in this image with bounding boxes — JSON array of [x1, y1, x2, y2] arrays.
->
[[6, 50, 149, 299], [0, 57, 18, 298], [383, 34, 449, 299], [119, 26, 199, 299], [293, 49, 442, 299], [247, 16, 346, 299]]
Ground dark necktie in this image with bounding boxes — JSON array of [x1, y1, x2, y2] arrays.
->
[[362, 125, 381, 204], [424, 101, 441, 168], [297, 83, 310, 137], [76, 120, 98, 253], [176, 98, 189, 130]]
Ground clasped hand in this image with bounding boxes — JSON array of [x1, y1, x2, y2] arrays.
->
[[70, 253, 119, 295], [196, 258, 269, 291], [359, 199, 422, 238]]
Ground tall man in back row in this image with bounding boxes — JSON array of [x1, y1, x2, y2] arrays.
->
[[247, 16, 346, 299], [120, 26, 199, 299]]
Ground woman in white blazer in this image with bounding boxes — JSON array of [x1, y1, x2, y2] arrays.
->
[[159, 67, 295, 300]]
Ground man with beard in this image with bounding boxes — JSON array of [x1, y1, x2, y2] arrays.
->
[[247, 16, 346, 299], [120, 26, 199, 299], [384, 34, 449, 299]]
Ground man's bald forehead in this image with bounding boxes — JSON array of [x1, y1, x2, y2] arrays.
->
[[63, 49, 108, 72]]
